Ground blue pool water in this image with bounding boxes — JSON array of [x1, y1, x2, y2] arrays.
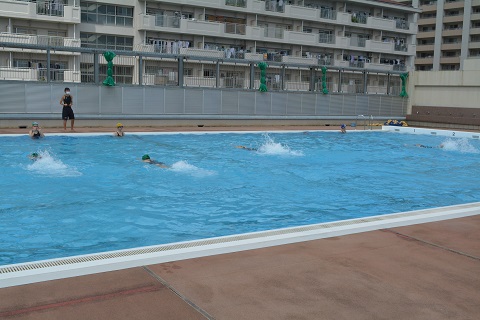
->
[[1, 131, 479, 266]]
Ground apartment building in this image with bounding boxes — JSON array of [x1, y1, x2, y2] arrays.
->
[[0, 0, 419, 91], [415, 0, 480, 71]]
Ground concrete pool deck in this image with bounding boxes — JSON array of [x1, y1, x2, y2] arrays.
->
[[1, 125, 479, 319], [0, 215, 479, 319]]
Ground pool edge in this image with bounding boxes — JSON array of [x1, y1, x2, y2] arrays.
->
[[1, 202, 479, 289]]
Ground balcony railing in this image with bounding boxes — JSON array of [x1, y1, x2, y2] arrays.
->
[[225, 23, 246, 35], [350, 37, 367, 47], [319, 33, 335, 44], [349, 61, 365, 68], [0, 32, 80, 47], [394, 43, 408, 52], [351, 14, 367, 24], [264, 27, 284, 39], [225, 0, 246, 8], [320, 8, 337, 20], [265, 0, 285, 13], [36, 1, 65, 17], [395, 19, 409, 30], [154, 14, 181, 28]]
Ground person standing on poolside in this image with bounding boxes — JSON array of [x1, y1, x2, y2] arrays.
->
[[29, 122, 45, 139], [60, 87, 75, 131], [114, 123, 125, 137]]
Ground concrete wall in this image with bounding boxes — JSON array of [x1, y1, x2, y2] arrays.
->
[[407, 59, 480, 126]]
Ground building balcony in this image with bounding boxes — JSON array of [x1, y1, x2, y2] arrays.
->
[[468, 41, 480, 49], [440, 56, 461, 64], [417, 17, 437, 25], [281, 55, 317, 66], [470, 27, 480, 35], [416, 44, 435, 51], [415, 57, 434, 64], [366, 40, 394, 53], [367, 17, 395, 30], [0, 67, 80, 82], [417, 31, 436, 39], [420, 3, 437, 13], [441, 43, 461, 50], [444, 1, 465, 10], [470, 13, 480, 21], [0, 33, 81, 48], [443, 15, 464, 23], [0, 0, 80, 23], [442, 28, 463, 36], [283, 31, 316, 45], [365, 62, 393, 71]]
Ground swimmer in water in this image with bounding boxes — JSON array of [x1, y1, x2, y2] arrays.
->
[[236, 145, 258, 151], [142, 154, 170, 168], [114, 123, 125, 137], [28, 152, 42, 161], [415, 144, 445, 149], [29, 122, 45, 139]]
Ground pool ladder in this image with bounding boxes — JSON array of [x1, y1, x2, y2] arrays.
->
[[355, 115, 374, 130]]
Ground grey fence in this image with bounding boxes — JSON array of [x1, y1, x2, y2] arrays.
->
[[0, 82, 407, 118]]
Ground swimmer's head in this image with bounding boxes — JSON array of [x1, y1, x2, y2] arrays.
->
[[142, 154, 150, 160], [340, 124, 346, 129], [31, 152, 39, 158], [32, 122, 39, 127], [117, 123, 123, 128]]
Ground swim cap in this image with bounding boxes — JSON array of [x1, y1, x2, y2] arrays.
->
[[341, 124, 346, 128], [117, 123, 123, 127], [31, 152, 39, 158], [32, 122, 39, 126], [142, 154, 150, 160]]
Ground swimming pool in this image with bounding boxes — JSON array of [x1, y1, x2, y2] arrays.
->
[[1, 130, 479, 266]]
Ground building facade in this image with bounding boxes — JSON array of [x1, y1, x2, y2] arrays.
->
[[415, 0, 480, 71], [0, 0, 419, 92]]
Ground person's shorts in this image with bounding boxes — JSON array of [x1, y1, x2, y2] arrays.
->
[[62, 106, 75, 120]]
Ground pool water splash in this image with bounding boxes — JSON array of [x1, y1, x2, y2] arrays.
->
[[258, 133, 304, 156], [170, 160, 216, 177], [441, 138, 479, 153], [26, 150, 82, 177]]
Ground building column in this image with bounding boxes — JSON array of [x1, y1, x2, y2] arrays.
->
[[249, 63, 255, 90], [309, 67, 315, 92], [387, 73, 391, 95], [138, 54, 143, 85], [432, 0, 445, 71], [460, 0, 472, 70], [216, 60, 220, 88], [281, 65, 286, 91], [46, 49, 51, 83], [178, 57, 184, 87], [363, 70, 368, 94], [338, 69, 342, 93]]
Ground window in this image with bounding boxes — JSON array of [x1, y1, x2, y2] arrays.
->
[[81, 2, 133, 26], [203, 69, 216, 77], [80, 63, 133, 84], [80, 33, 133, 51]]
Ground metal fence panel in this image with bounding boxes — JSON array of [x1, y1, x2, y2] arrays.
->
[[100, 86, 123, 114], [221, 91, 239, 114], [356, 95, 369, 116], [271, 93, 287, 115], [0, 83, 26, 112], [144, 87, 165, 114], [26, 83, 52, 113], [316, 94, 330, 116], [328, 95, 343, 115], [300, 94, 316, 115], [165, 88, 185, 114], [123, 87, 145, 114], [342, 95, 357, 115], [238, 91, 255, 115], [255, 92, 271, 115], [76, 86, 100, 114], [391, 96, 406, 117], [203, 89, 222, 114], [286, 93, 303, 115], [185, 89, 204, 114], [368, 95, 382, 117]]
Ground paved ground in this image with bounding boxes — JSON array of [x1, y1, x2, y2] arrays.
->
[[1, 125, 479, 319]]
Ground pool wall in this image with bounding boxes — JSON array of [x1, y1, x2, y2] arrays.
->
[[382, 126, 480, 139], [1, 202, 479, 289]]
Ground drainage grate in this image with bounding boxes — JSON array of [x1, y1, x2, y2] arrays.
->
[[1, 202, 479, 275]]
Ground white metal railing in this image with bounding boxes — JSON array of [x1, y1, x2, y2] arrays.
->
[[0, 33, 80, 47], [265, 0, 285, 13], [225, 23, 246, 35], [36, 1, 65, 17], [319, 33, 335, 44], [154, 14, 181, 28], [225, 0, 246, 8], [264, 26, 284, 39]]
